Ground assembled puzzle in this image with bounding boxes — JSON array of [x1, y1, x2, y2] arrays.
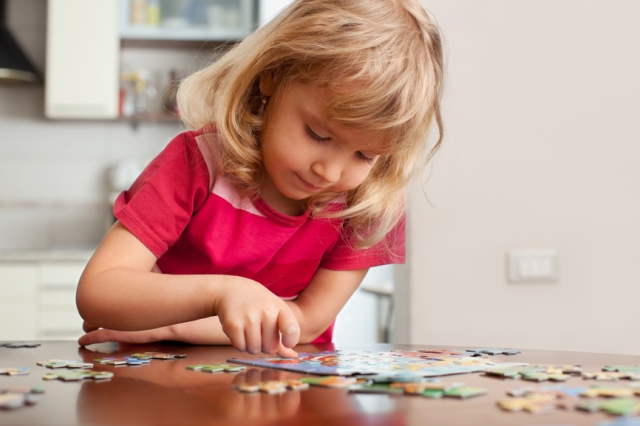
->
[[228, 349, 527, 378]]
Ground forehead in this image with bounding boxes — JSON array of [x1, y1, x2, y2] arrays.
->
[[285, 80, 392, 154]]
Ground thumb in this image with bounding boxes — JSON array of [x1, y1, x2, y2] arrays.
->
[[278, 307, 300, 350]]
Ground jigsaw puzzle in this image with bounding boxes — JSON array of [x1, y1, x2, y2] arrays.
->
[[37, 359, 94, 369], [228, 349, 527, 378], [42, 370, 114, 382]]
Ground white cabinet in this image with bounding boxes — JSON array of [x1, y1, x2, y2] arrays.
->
[[45, 0, 258, 121], [45, 0, 120, 119], [0, 255, 90, 341]]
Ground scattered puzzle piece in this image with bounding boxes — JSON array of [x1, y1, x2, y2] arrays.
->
[[466, 348, 521, 356], [0, 386, 44, 410], [42, 370, 114, 382], [0, 367, 29, 376], [186, 364, 246, 373], [94, 357, 151, 366], [486, 365, 577, 381], [300, 376, 358, 388], [286, 379, 309, 391], [597, 416, 640, 426], [37, 359, 93, 369], [581, 385, 640, 398], [130, 352, 187, 360], [604, 366, 640, 373], [498, 385, 587, 414], [577, 398, 640, 416], [583, 371, 640, 381], [1, 342, 41, 349]]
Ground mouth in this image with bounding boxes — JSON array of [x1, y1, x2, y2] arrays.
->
[[296, 174, 323, 191]]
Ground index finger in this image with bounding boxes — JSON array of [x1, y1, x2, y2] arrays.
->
[[277, 307, 300, 349]]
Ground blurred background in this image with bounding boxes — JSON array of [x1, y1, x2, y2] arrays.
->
[[0, 0, 638, 354]]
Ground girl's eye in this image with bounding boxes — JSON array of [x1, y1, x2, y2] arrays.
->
[[356, 151, 375, 165], [305, 126, 328, 142]]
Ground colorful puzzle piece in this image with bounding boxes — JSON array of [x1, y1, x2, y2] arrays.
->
[[498, 385, 586, 414], [42, 370, 114, 382], [583, 371, 640, 381], [597, 417, 640, 426], [129, 352, 187, 360], [236, 379, 309, 394], [581, 385, 640, 398], [300, 376, 358, 388], [486, 365, 576, 381], [578, 398, 640, 416], [0, 367, 29, 376], [1, 342, 41, 349], [94, 357, 151, 366], [37, 359, 93, 369], [0, 388, 41, 410], [466, 348, 521, 356], [604, 366, 640, 373], [186, 364, 246, 373]]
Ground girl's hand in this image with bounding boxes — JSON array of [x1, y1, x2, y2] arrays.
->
[[78, 322, 172, 346], [215, 278, 300, 358]]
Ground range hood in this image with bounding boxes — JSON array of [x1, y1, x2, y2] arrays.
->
[[0, 0, 39, 83]]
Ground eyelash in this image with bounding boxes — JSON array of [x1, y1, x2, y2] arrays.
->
[[305, 126, 375, 165]]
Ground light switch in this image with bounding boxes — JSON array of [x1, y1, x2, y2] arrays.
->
[[507, 249, 559, 283]]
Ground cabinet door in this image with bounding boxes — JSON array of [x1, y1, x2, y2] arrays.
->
[[38, 262, 86, 339], [45, 0, 119, 118], [0, 265, 37, 340]]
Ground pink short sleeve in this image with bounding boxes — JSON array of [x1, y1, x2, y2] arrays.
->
[[320, 214, 406, 270], [113, 131, 211, 258]]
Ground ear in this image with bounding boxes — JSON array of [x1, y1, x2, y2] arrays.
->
[[259, 70, 276, 97]]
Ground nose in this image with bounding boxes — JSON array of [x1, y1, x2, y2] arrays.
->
[[310, 157, 343, 185]]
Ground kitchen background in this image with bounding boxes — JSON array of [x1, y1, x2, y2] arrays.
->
[[1, 0, 639, 355]]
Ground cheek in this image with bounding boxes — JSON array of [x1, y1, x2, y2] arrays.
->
[[337, 165, 374, 191]]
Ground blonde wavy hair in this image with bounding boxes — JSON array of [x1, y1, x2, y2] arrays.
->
[[177, 0, 444, 250]]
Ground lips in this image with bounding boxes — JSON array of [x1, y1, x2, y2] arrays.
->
[[296, 173, 323, 191]]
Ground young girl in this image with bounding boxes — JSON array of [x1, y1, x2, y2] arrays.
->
[[76, 0, 444, 357]]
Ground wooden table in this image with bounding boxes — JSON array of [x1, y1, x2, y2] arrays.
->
[[1, 341, 639, 425]]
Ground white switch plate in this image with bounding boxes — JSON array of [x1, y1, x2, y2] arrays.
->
[[507, 249, 559, 283]]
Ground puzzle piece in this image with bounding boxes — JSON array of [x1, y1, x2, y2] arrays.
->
[[1, 342, 41, 349], [581, 385, 640, 398], [390, 381, 464, 393], [507, 385, 588, 398], [235, 379, 308, 394], [129, 352, 187, 360], [42, 370, 114, 382], [300, 376, 358, 388], [597, 417, 640, 426], [578, 398, 640, 416], [604, 366, 640, 373], [0, 367, 29, 376], [583, 371, 640, 381], [0, 389, 41, 411], [186, 364, 246, 373], [94, 357, 151, 366], [37, 359, 94, 369], [466, 348, 521, 356], [499, 385, 587, 414], [486, 365, 575, 381]]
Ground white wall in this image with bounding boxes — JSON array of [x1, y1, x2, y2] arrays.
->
[[409, 0, 640, 354]]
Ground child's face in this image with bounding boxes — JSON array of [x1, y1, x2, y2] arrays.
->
[[259, 80, 382, 214]]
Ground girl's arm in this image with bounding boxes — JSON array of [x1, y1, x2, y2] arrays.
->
[[76, 221, 299, 356], [79, 267, 368, 347]]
